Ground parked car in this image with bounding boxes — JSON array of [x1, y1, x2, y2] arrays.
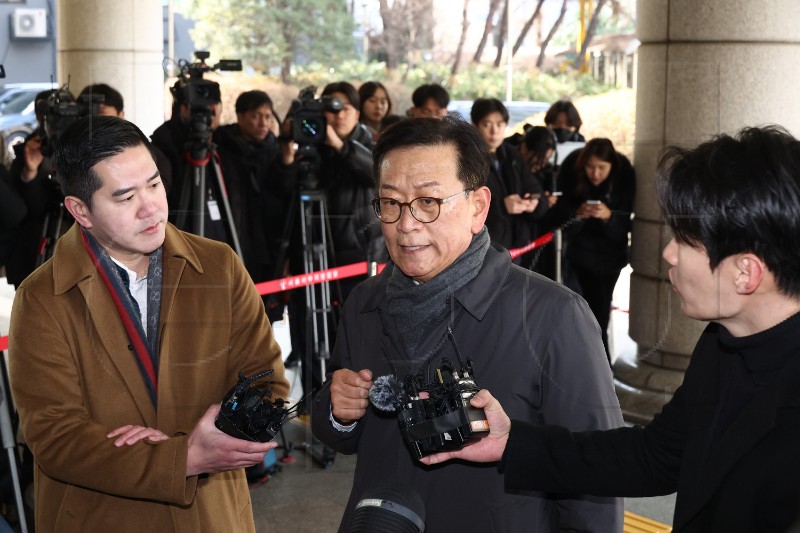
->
[[448, 100, 551, 133], [0, 83, 54, 160]]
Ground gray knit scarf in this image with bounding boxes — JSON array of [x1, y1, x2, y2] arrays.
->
[[386, 227, 490, 359]]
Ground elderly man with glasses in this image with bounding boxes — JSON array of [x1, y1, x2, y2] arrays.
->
[[311, 116, 623, 533]]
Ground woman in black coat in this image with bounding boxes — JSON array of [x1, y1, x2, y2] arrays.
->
[[555, 138, 635, 360]]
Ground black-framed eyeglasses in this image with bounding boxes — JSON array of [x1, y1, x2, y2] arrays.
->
[[371, 189, 473, 224]]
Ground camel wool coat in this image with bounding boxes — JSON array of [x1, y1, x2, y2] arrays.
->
[[9, 223, 289, 532]]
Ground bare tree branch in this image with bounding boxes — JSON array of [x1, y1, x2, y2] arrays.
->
[[536, 0, 567, 69], [492, 0, 508, 67], [472, 0, 502, 64], [449, 0, 470, 85], [512, 0, 545, 57]]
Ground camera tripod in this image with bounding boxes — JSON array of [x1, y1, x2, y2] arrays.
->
[[273, 181, 339, 469], [36, 203, 65, 268], [35, 175, 69, 268], [174, 141, 243, 259], [0, 355, 28, 533]]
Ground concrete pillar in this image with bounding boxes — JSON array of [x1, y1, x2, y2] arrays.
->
[[56, 0, 164, 136], [619, 0, 800, 424]]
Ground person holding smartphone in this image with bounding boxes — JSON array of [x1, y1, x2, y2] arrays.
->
[[552, 138, 636, 361], [471, 98, 548, 265]]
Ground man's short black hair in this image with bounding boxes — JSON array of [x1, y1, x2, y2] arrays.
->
[[373, 115, 490, 191], [79, 83, 124, 113], [544, 100, 583, 131], [235, 90, 273, 114], [411, 83, 450, 109], [54, 116, 154, 209], [470, 98, 509, 124], [657, 125, 800, 298], [321, 81, 360, 109]]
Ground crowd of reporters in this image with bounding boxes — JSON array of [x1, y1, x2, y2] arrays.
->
[[0, 78, 633, 375]]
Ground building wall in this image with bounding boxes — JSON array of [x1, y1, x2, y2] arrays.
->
[[619, 0, 800, 423], [0, 0, 57, 84]]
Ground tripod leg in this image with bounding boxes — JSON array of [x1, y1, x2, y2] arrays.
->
[[0, 384, 28, 533], [210, 153, 244, 259], [296, 193, 336, 468], [192, 164, 206, 238]]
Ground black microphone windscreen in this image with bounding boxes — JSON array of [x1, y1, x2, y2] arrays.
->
[[349, 484, 425, 533], [369, 375, 405, 413]]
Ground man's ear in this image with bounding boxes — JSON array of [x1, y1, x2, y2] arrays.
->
[[471, 186, 491, 234], [733, 253, 765, 295], [64, 196, 92, 229]]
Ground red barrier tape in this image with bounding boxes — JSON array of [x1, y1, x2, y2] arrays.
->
[[0, 232, 554, 351], [508, 232, 553, 259]]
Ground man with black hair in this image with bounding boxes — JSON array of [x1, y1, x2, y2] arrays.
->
[[214, 90, 288, 321], [406, 83, 450, 118], [78, 83, 126, 117], [9, 115, 288, 532], [422, 125, 800, 532], [151, 81, 222, 223], [470, 97, 547, 263], [311, 116, 622, 532], [79, 83, 173, 191]]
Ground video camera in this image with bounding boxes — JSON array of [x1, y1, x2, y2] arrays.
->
[[397, 361, 489, 460], [285, 86, 343, 147], [369, 329, 490, 460], [281, 86, 343, 189], [214, 369, 291, 443], [171, 51, 242, 149], [37, 85, 104, 156]]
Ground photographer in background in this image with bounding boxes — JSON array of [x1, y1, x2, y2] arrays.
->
[[151, 79, 222, 213], [277, 81, 386, 396], [0, 162, 26, 273], [311, 117, 622, 532], [214, 90, 289, 322], [79, 83, 173, 193], [5, 88, 71, 288]]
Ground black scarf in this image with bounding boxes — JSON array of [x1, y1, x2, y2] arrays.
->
[[386, 227, 490, 359]]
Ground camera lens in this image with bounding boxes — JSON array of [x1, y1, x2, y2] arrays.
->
[[299, 117, 322, 139]]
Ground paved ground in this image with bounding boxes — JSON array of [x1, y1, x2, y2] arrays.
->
[[254, 305, 676, 532], [0, 274, 676, 531]]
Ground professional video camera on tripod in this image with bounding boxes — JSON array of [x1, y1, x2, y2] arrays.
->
[[166, 51, 243, 256], [33, 84, 105, 267], [272, 86, 347, 467]]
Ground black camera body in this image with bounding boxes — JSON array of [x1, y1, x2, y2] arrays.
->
[[171, 51, 242, 150], [288, 86, 343, 147], [214, 370, 289, 443], [397, 365, 489, 460], [38, 87, 104, 156]]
